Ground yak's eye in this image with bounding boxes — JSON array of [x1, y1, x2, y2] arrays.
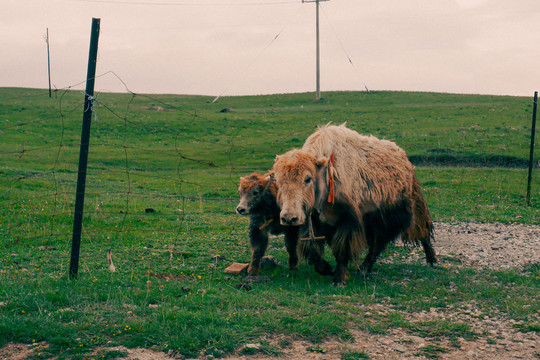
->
[[304, 175, 312, 185], [252, 188, 260, 196]]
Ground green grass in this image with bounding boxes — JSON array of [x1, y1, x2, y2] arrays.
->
[[342, 350, 370, 360], [416, 344, 448, 359], [0, 88, 539, 358]]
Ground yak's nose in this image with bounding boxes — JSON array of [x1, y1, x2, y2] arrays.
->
[[280, 213, 299, 226], [236, 206, 247, 215]]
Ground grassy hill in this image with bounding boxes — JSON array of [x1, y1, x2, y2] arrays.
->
[[1, 88, 537, 223], [0, 88, 538, 359]]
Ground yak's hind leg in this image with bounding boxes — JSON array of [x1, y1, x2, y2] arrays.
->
[[247, 217, 270, 275], [421, 234, 437, 266], [358, 235, 391, 275], [406, 175, 437, 266], [405, 219, 437, 266], [359, 199, 412, 275]]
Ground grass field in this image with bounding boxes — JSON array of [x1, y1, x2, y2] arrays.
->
[[0, 87, 538, 359]]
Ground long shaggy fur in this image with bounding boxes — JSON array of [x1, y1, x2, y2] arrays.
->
[[273, 124, 436, 285], [303, 123, 415, 211]]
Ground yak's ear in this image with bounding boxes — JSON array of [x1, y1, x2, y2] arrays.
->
[[315, 157, 328, 170]]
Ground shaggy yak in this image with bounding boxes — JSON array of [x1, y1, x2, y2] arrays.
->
[[236, 172, 334, 276], [272, 124, 437, 285]]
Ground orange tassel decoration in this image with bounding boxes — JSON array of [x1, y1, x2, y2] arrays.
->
[[327, 152, 335, 205]]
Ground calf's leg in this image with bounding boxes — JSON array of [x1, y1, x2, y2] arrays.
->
[[247, 220, 269, 275]]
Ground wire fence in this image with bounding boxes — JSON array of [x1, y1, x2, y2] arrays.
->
[[1, 76, 538, 276], [1, 83, 253, 265]]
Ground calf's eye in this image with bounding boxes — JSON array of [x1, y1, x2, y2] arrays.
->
[[304, 176, 312, 185]]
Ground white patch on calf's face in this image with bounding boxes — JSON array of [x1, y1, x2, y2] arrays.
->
[[236, 182, 264, 215], [237, 184, 254, 216], [236, 191, 250, 215]]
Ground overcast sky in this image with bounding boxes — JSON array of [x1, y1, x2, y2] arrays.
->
[[2, 0, 540, 97]]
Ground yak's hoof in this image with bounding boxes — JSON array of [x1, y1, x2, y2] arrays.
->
[[315, 263, 334, 276], [332, 274, 347, 286], [247, 267, 260, 276], [318, 269, 334, 277]]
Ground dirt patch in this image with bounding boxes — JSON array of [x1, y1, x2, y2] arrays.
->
[[133, 106, 175, 112], [427, 222, 539, 270], [0, 343, 33, 360], [221, 303, 539, 360]]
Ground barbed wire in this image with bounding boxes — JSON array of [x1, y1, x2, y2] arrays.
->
[[76, 0, 301, 6], [2, 73, 536, 262], [1, 74, 257, 255]]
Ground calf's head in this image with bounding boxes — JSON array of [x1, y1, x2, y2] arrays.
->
[[236, 172, 272, 215], [272, 150, 329, 226]]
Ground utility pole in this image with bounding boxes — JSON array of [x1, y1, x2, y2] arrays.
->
[[303, 0, 329, 101], [46, 28, 52, 97]]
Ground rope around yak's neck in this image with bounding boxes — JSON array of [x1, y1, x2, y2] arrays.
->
[[300, 211, 325, 242]]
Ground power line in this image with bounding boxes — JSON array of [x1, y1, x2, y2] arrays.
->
[[77, 0, 300, 6], [320, 4, 369, 92], [212, 3, 304, 102]]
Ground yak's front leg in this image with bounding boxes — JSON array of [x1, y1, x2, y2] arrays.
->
[[330, 224, 361, 286], [283, 226, 300, 270], [247, 219, 270, 275], [332, 253, 350, 286], [301, 238, 334, 276]]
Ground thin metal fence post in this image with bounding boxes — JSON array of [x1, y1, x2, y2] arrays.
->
[[526, 91, 538, 206], [70, 18, 101, 279]]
